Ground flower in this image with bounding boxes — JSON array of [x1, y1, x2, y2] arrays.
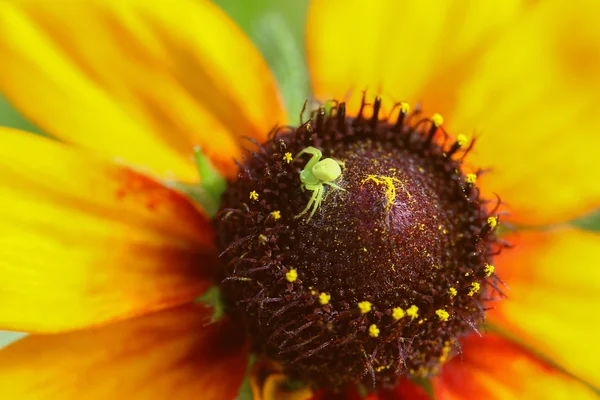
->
[[0, 0, 599, 399]]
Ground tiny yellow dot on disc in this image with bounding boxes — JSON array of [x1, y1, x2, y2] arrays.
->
[[319, 292, 331, 305], [285, 269, 298, 283], [369, 324, 380, 338], [358, 301, 372, 314], [436, 309, 450, 322], [392, 307, 406, 320], [407, 305, 419, 319], [431, 113, 444, 127], [400, 102, 410, 113]]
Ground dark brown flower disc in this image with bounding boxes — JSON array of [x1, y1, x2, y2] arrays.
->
[[214, 97, 505, 390]]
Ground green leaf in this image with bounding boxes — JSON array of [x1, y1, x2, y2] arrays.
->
[[0, 331, 27, 349], [571, 209, 600, 232], [196, 286, 226, 323], [0, 95, 47, 136], [193, 145, 227, 216], [236, 355, 257, 400]]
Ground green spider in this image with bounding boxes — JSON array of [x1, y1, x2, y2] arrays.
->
[[295, 146, 346, 221]]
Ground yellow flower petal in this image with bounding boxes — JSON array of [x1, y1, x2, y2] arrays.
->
[[0, 128, 216, 333], [489, 228, 600, 389], [308, 0, 600, 225], [447, 0, 600, 224], [433, 334, 598, 400], [0, 304, 249, 399], [307, 0, 530, 113], [0, 0, 287, 180]]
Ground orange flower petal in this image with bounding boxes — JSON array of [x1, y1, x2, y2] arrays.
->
[[0, 304, 249, 399], [0, 128, 216, 333], [446, 1, 600, 225], [0, 0, 287, 180], [433, 333, 598, 400], [488, 228, 600, 389], [307, 0, 531, 113]]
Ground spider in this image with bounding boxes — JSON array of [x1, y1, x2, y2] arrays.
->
[[295, 146, 345, 221]]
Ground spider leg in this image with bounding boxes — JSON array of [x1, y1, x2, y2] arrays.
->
[[307, 186, 324, 221], [294, 146, 322, 161], [324, 181, 346, 191], [295, 186, 319, 219], [295, 147, 322, 172]]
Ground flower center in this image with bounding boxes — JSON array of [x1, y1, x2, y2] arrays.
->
[[214, 97, 504, 390]]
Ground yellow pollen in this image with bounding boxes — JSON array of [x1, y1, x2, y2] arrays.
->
[[406, 305, 419, 319], [440, 343, 452, 363], [468, 282, 481, 297], [249, 190, 259, 201], [431, 113, 444, 127], [369, 324, 380, 338], [465, 173, 477, 184], [448, 287, 458, 297], [400, 102, 410, 114], [392, 307, 406, 320], [358, 301, 372, 314], [271, 210, 281, 220], [283, 152, 293, 163], [457, 134, 468, 146], [484, 264, 495, 277], [436, 309, 450, 322], [285, 269, 298, 283], [487, 216, 498, 228], [258, 234, 268, 245], [319, 292, 331, 305], [361, 174, 411, 210]]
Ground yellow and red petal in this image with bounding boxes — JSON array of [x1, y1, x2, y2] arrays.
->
[[0, 304, 249, 399], [489, 228, 600, 389], [432, 333, 598, 400], [307, 0, 532, 114], [0, 128, 216, 333], [0, 0, 287, 180], [436, 0, 600, 225]]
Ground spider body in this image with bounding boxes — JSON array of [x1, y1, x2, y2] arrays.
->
[[295, 146, 345, 221]]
